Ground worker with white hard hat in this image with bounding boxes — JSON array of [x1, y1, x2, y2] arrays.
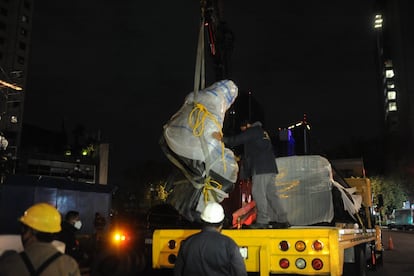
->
[[174, 202, 247, 276]]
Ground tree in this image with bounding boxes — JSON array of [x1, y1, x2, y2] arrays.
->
[[112, 160, 175, 213], [370, 175, 407, 215]]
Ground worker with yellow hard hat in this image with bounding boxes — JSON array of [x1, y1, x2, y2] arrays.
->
[[0, 202, 80, 276]]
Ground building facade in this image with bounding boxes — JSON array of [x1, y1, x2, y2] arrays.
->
[[373, 0, 414, 174], [0, 0, 33, 174]]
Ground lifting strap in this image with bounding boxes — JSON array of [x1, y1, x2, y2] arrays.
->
[[193, 0, 213, 186], [20, 251, 63, 276], [172, 0, 227, 204], [194, 0, 206, 95]]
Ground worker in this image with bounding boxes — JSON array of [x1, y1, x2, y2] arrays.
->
[[0, 202, 81, 276], [93, 212, 106, 244], [56, 210, 84, 263], [173, 202, 247, 276], [213, 120, 290, 229]]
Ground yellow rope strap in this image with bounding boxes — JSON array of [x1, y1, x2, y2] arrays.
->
[[188, 102, 226, 172], [158, 184, 169, 201], [202, 176, 223, 203]]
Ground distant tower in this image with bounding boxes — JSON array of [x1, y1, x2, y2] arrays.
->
[[0, 0, 34, 172], [373, 0, 414, 173]]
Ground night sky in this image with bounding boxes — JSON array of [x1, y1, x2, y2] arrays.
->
[[24, 0, 381, 183]]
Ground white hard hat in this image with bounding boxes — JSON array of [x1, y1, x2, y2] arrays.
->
[[200, 202, 225, 224]]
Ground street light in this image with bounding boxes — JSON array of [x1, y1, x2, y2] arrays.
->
[[0, 79, 22, 91]]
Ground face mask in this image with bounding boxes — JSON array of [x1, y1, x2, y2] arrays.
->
[[74, 220, 82, 230], [20, 227, 31, 246]]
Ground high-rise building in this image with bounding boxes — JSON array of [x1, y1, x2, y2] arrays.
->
[[0, 0, 33, 173], [373, 0, 414, 173]]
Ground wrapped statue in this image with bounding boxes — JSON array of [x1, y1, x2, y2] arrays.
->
[[160, 79, 239, 221]]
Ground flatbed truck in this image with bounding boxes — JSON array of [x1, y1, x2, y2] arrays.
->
[[151, 156, 383, 276], [153, 225, 380, 276]]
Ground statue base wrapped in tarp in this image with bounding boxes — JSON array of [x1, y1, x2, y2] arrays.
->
[[160, 80, 239, 222], [274, 155, 363, 226]]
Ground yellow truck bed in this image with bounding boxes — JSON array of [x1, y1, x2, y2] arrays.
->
[[152, 226, 376, 276]]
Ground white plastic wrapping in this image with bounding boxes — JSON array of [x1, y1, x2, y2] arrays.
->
[[275, 155, 334, 225], [163, 80, 239, 183], [331, 181, 362, 220]]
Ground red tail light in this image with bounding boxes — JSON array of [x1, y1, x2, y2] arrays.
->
[[311, 258, 323, 270], [312, 240, 323, 251], [279, 240, 290, 251], [279, 258, 290, 269]]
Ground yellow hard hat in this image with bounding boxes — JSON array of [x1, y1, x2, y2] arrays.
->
[[19, 203, 62, 233]]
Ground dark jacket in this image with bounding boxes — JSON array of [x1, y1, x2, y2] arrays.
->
[[223, 121, 277, 176], [56, 221, 81, 262], [173, 227, 247, 276]]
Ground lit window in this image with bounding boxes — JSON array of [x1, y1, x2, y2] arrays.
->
[[387, 91, 396, 100], [388, 102, 397, 111], [386, 82, 395, 89], [385, 69, 394, 78], [374, 14, 383, 29]]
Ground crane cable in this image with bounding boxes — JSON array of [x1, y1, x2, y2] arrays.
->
[[190, 1, 226, 203]]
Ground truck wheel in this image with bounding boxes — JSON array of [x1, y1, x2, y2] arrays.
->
[[357, 245, 368, 276], [343, 245, 367, 276]]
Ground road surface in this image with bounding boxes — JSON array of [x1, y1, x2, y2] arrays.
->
[[368, 228, 414, 276]]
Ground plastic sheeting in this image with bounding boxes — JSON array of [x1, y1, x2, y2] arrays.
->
[[161, 80, 240, 222], [163, 79, 239, 184], [331, 181, 362, 220], [275, 155, 334, 225]]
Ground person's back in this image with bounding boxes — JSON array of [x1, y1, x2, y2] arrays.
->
[[173, 202, 247, 276], [0, 241, 80, 276], [0, 203, 80, 276], [241, 122, 277, 175], [174, 227, 246, 276]]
